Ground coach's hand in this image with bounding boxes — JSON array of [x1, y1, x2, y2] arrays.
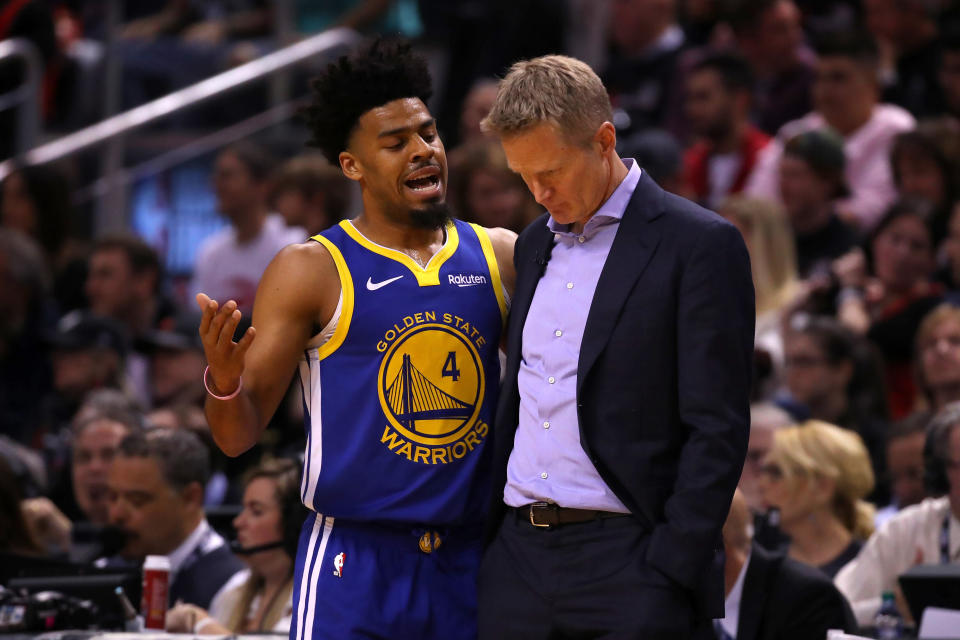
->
[[196, 292, 257, 396]]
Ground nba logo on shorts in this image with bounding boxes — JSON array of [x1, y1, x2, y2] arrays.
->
[[333, 552, 346, 578]]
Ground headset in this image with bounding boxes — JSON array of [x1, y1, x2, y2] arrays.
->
[[231, 461, 309, 560], [923, 403, 960, 496]]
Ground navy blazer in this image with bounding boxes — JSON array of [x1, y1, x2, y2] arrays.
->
[[487, 172, 755, 617]]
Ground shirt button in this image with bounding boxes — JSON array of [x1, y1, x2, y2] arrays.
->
[[540, 472, 548, 479], [548, 376, 556, 384], [578, 235, 585, 243], [554, 329, 562, 337], [566, 282, 574, 289], [543, 421, 550, 429]]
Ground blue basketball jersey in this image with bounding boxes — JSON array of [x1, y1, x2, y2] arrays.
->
[[297, 219, 506, 526]]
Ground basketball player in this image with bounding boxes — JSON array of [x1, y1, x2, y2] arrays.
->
[[196, 41, 515, 639]]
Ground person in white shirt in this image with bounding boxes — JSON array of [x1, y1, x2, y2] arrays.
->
[[191, 142, 305, 314], [835, 401, 960, 627], [744, 31, 915, 232]]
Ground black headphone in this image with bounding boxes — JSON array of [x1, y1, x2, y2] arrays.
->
[[923, 404, 960, 496], [231, 459, 308, 560]]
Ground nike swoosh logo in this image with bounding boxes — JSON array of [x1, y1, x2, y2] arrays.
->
[[366, 275, 404, 290]]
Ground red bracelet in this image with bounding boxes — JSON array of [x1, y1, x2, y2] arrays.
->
[[203, 366, 242, 400]]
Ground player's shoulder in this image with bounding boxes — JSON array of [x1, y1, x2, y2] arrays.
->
[[265, 239, 339, 288], [477, 225, 518, 253]]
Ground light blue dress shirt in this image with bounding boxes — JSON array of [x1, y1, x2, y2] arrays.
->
[[503, 159, 642, 512]]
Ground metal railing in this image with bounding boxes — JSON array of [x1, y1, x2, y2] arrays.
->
[[0, 27, 360, 230], [0, 38, 42, 156]]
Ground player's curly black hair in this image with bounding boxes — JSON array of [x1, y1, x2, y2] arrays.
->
[[303, 39, 433, 164]]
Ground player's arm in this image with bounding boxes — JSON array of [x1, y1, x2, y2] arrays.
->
[[197, 242, 339, 456], [484, 226, 517, 298]]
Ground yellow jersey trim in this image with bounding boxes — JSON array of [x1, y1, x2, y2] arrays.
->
[[339, 219, 459, 287], [311, 234, 354, 362], [470, 223, 507, 326]]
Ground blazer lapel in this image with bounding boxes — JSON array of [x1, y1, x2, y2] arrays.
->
[[577, 173, 663, 394]]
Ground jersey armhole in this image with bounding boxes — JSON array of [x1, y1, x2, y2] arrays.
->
[[309, 235, 354, 361], [469, 223, 508, 326]]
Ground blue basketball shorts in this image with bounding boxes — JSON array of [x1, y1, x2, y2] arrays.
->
[[289, 513, 482, 640]]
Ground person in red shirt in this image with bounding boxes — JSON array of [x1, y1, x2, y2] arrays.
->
[[683, 52, 770, 209]]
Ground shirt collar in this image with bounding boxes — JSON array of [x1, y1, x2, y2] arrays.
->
[[168, 518, 211, 576], [547, 158, 642, 237], [721, 548, 750, 637]]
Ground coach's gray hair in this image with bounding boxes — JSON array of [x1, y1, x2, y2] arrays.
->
[[480, 55, 613, 144]]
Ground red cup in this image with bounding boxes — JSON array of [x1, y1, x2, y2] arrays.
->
[[141, 555, 171, 630]]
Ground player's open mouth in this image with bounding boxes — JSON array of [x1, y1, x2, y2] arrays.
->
[[403, 168, 442, 199]]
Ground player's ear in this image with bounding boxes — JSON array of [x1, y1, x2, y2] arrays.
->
[[340, 151, 363, 182]]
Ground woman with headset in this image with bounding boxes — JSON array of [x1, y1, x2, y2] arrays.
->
[[166, 458, 303, 634]]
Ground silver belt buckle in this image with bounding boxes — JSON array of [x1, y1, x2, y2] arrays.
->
[[528, 502, 552, 528]]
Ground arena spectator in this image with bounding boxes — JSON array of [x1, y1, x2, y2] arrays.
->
[[44, 311, 130, 426], [105, 428, 244, 609], [740, 403, 794, 515], [779, 314, 890, 496], [0, 229, 54, 443], [682, 52, 770, 209], [166, 458, 303, 634], [0, 165, 86, 313], [864, 0, 942, 118], [727, 0, 815, 135], [779, 130, 858, 279], [876, 410, 930, 527], [118, 0, 273, 111], [617, 128, 687, 196], [718, 196, 800, 387], [138, 311, 207, 409], [191, 142, 305, 314], [939, 23, 960, 120], [87, 233, 177, 405], [458, 79, 500, 147], [717, 489, 857, 639], [835, 401, 960, 627], [602, 0, 687, 136], [449, 139, 541, 234], [745, 31, 916, 232], [86, 233, 174, 338], [834, 199, 942, 417], [758, 421, 875, 578], [889, 119, 960, 247], [915, 304, 960, 411], [269, 154, 351, 236]]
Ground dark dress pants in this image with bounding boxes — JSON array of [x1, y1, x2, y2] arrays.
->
[[478, 511, 714, 640]]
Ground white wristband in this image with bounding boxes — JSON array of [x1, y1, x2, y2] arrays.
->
[[194, 616, 219, 634]]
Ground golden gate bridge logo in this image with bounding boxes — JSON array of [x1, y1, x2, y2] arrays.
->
[[386, 354, 473, 431], [378, 323, 484, 446]]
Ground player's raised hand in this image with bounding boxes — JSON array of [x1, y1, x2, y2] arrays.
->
[[196, 292, 256, 395]]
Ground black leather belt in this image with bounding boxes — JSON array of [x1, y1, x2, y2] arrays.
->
[[511, 502, 630, 528]]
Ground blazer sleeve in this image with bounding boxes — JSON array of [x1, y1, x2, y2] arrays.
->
[[645, 219, 755, 589]]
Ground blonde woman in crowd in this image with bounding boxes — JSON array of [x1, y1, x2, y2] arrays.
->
[[719, 196, 802, 392], [758, 420, 876, 578], [166, 458, 302, 634]]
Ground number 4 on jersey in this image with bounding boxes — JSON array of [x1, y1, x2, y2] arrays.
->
[[442, 351, 461, 382]]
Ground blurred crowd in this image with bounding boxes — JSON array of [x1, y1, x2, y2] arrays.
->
[[5, 0, 960, 634]]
